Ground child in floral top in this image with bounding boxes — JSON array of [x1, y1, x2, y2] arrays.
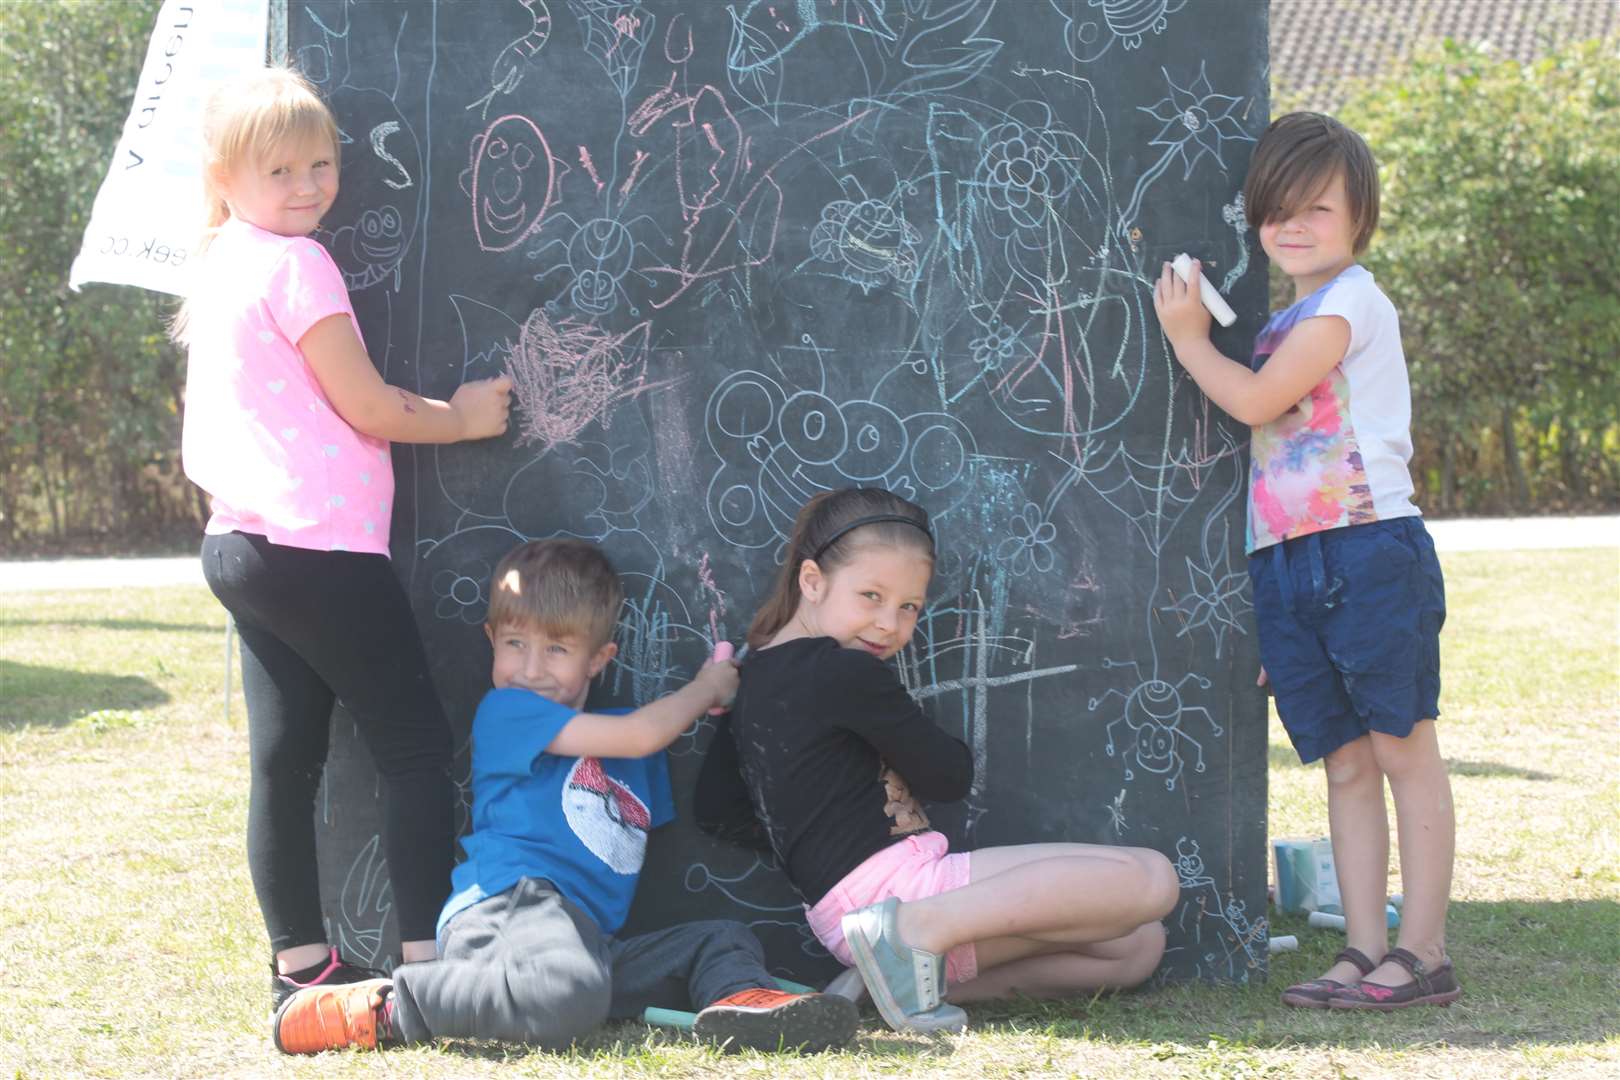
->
[[1154, 112, 1459, 1011]]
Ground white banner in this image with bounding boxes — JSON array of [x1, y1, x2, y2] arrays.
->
[[68, 0, 269, 297]]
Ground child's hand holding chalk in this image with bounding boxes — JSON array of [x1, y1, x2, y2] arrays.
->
[[1171, 253, 1237, 327], [707, 641, 737, 715], [1152, 255, 1236, 349]]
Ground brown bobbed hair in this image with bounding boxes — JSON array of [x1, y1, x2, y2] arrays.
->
[[486, 538, 624, 650], [746, 487, 934, 651], [1243, 111, 1380, 254]]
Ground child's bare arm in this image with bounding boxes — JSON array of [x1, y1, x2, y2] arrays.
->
[[299, 314, 511, 443], [545, 657, 739, 759], [1153, 259, 1350, 425]]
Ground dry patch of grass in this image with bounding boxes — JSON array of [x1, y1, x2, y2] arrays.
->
[[1, 549, 1615, 1079]]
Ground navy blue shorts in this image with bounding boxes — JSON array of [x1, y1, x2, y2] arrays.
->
[[1248, 517, 1446, 764]]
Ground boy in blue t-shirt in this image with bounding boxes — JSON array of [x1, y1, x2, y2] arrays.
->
[[273, 538, 858, 1053]]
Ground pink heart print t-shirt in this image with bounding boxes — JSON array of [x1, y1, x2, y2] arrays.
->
[[181, 216, 395, 556]]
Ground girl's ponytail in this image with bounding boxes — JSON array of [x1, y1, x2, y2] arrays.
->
[[745, 487, 933, 651]]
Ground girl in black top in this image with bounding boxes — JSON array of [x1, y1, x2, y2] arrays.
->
[[698, 488, 1179, 1032]]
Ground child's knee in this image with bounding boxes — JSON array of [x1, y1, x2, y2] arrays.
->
[[1322, 737, 1378, 788], [1135, 849, 1181, 918], [1369, 722, 1444, 780], [1122, 921, 1167, 985]]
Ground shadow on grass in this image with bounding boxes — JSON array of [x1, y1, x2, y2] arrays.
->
[[0, 658, 169, 730], [0, 616, 221, 634], [1447, 759, 1558, 781], [964, 898, 1620, 1051]]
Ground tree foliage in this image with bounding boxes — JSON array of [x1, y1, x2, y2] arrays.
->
[[1335, 37, 1620, 512], [0, 0, 194, 553]]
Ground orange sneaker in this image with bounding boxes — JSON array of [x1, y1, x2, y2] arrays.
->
[[271, 978, 392, 1054], [692, 987, 857, 1053]]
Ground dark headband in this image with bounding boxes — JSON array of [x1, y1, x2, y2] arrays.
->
[[810, 514, 934, 562]]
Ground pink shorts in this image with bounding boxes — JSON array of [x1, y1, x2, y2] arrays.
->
[[804, 831, 978, 985]]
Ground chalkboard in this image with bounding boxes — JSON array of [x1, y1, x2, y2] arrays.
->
[[284, 0, 1272, 986]]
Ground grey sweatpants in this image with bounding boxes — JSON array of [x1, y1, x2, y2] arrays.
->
[[389, 877, 770, 1046]]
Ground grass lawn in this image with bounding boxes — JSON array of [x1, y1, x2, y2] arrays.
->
[[1, 549, 1616, 1078]]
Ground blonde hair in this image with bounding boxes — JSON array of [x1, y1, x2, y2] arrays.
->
[[487, 539, 625, 649], [170, 67, 339, 345]]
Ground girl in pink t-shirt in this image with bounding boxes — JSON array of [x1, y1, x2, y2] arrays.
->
[[173, 67, 510, 1006]]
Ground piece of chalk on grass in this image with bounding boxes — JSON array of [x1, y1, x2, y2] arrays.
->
[[1389, 893, 1404, 910], [1268, 935, 1299, 953], [1307, 911, 1347, 930], [1171, 253, 1237, 327]]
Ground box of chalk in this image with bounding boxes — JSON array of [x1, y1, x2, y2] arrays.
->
[[1272, 837, 1341, 914]]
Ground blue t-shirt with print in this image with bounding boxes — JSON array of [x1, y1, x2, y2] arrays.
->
[[437, 688, 673, 937]]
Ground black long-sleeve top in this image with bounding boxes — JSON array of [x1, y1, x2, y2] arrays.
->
[[694, 636, 974, 905]]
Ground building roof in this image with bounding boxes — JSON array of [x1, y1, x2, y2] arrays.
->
[[1270, 0, 1620, 110]]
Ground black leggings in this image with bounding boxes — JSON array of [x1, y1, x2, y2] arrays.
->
[[202, 531, 454, 951]]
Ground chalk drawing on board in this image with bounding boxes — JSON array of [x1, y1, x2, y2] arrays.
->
[[1051, 0, 1188, 63], [1121, 62, 1254, 226], [299, 1, 423, 293], [1168, 837, 1268, 983], [685, 856, 827, 958], [1092, 660, 1220, 791], [461, 114, 562, 253], [334, 833, 391, 968], [468, 0, 554, 121]]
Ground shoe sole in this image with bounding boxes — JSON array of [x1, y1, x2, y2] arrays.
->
[[1328, 988, 1462, 1011], [1279, 991, 1333, 1009], [692, 994, 858, 1053]]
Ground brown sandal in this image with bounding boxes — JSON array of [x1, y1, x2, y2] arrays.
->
[[1328, 947, 1461, 1010], [1280, 947, 1377, 1009]]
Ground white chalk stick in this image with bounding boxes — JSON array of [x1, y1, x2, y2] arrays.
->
[[1268, 935, 1299, 953], [1307, 911, 1347, 930], [1172, 252, 1237, 327]]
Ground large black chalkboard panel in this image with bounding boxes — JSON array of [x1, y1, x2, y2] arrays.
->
[[286, 0, 1271, 986]]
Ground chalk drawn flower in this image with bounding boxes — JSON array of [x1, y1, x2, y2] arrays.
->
[[1140, 63, 1251, 180], [979, 124, 1071, 231], [969, 319, 1018, 371], [995, 502, 1057, 576], [433, 564, 490, 624]]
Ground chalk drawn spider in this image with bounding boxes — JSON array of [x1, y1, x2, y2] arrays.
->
[[528, 212, 666, 317], [1091, 660, 1221, 790]]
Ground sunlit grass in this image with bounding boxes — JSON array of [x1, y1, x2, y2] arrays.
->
[[1, 549, 1615, 1078]]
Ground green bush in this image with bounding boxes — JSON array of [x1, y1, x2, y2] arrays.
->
[[0, 0, 194, 554], [1335, 37, 1620, 514]]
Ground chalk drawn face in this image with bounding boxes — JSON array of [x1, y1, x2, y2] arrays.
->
[[354, 206, 403, 264], [486, 621, 615, 711], [1257, 171, 1357, 299], [562, 756, 651, 875], [469, 115, 554, 252], [223, 134, 339, 238], [794, 543, 933, 661]]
